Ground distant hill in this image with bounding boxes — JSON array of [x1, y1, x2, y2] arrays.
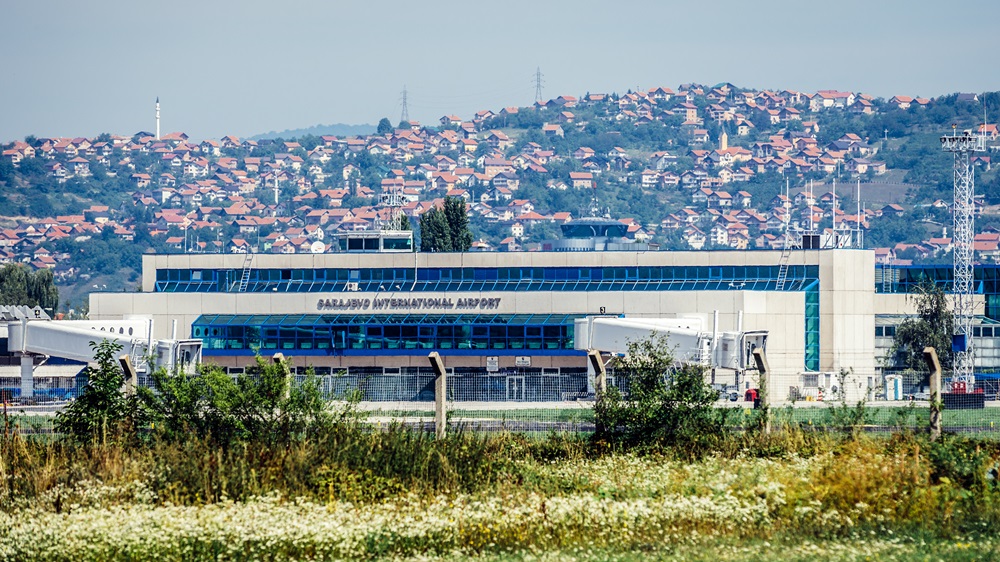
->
[[250, 123, 376, 140]]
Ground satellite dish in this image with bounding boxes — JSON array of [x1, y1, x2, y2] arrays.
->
[[310, 241, 325, 254]]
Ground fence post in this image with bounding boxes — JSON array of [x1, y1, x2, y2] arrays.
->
[[752, 348, 771, 434], [923, 347, 942, 441], [587, 349, 606, 395], [272, 353, 290, 400], [19, 354, 33, 399], [428, 352, 447, 439], [119, 354, 138, 396]]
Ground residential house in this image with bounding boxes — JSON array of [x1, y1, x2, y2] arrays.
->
[[569, 171, 594, 189], [881, 204, 905, 217], [888, 95, 913, 110]]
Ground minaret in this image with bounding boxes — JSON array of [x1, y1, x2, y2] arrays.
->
[[155, 97, 161, 140], [720, 130, 728, 151]]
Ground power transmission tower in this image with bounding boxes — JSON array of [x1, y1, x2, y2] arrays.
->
[[940, 126, 986, 388], [400, 85, 409, 124], [534, 67, 544, 103]]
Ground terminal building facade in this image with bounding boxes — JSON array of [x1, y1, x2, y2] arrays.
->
[[92, 247, 892, 402]]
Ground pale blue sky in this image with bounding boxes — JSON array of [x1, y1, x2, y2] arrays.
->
[[2, 0, 997, 142]]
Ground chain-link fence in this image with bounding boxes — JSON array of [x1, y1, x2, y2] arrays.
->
[[6, 364, 1000, 436]]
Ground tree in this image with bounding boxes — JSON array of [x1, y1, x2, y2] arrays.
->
[[889, 280, 954, 372], [593, 335, 725, 452], [444, 197, 473, 251], [377, 117, 394, 136], [419, 197, 473, 252], [0, 158, 14, 183], [55, 340, 146, 442], [419, 207, 452, 252], [0, 263, 59, 312]]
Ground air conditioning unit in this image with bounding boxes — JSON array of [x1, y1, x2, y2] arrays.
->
[[345, 282, 359, 292]]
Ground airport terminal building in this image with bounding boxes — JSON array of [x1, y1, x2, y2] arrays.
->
[[91, 245, 896, 402]]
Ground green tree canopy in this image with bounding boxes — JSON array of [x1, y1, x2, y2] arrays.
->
[[889, 280, 953, 372], [0, 263, 59, 312], [444, 197, 473, 251], [419, 197, 473, 252], [419, 207, 452, 252], [376, 117, 394, 136]]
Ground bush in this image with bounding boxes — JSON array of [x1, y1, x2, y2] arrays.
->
[[55, 340, 146, 443], [141, 355, 328, 446], [593, 335, 726, 452]]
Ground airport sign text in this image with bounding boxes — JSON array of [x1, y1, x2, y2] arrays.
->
[[317, 296, 501, 311]]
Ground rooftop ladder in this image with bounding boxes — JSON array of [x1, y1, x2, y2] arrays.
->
[[238, 251, 254, 292], [881, 256, 893, 293], [775, 246, 792, 290]]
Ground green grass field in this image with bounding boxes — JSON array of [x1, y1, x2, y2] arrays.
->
[[10, 404, 1000, 434]]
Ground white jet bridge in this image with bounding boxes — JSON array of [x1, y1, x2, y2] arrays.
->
[[573, 314, 768, 393], [1, 305, 202, 398]]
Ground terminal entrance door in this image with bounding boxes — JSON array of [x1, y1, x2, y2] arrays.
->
[[506, 375, 525, 401]]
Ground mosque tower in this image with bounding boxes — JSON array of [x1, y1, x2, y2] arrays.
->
[[155, 97, 160, 140]]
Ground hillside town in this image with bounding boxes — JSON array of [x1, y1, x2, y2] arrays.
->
[[1, 84, 998, 291]]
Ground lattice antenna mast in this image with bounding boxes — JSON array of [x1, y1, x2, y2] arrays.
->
[[378, 191, 406, 231], [941, 126, 986, 386], [400, 85, 409, 124], [534, 67, 544, 103]]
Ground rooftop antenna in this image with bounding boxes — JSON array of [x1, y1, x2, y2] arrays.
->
[[941, 118, 986, 389], [808, 179, 814, 233], [378, 189, 406, 231], [782, 177, 791, 247], [832, 176, 837, 246], [856, 178, 861, 249]]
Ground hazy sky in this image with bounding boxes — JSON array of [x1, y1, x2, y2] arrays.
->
[[2, 0, 997, 142]]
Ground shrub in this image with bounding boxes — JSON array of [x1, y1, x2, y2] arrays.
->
[[54, 340, 146, 443], [141, 355, 328, 446], [593, 335, 725, 452]]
